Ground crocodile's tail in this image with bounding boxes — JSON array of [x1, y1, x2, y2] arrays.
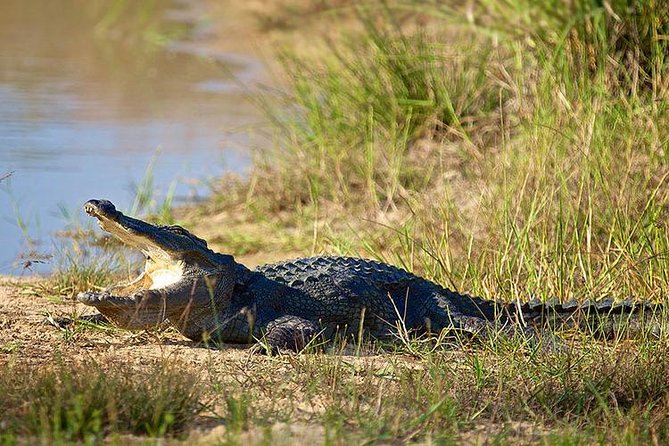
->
[[507, 298, 665, 339]]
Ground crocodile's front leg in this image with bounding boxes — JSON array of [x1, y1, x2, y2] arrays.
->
[[259, 315, 321, 352]]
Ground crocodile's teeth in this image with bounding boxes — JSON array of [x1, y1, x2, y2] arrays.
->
[[77, 291, 132, 305], [77, 291, 106, 303]]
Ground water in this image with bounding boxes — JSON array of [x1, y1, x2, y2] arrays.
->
[[0, 0, 261, 274]]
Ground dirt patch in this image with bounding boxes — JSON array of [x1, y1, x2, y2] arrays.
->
[[0, 276, 254, 367], [0, 277, 247, 442], [0, 277, 401, 444]]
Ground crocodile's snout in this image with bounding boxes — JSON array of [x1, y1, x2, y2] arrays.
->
[[84, 199, 120, 220]]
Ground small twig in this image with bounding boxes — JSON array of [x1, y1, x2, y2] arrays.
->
[[0, 171, 14, 182]]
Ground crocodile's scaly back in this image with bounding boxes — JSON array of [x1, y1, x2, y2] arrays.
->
[[247, 256, 502, 339], [255, 256, 420, 289]]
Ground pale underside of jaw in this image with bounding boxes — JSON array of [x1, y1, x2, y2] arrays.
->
[[146, 263, 184, 290]]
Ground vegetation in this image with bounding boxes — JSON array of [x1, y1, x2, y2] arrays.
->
[[231, 0, 669, 308], [225, 336, 669, 443], [0, 359, 203, 443], [200, 0, 669, 442], [4, 0, 669, 443], [3, 334, 669, 444]]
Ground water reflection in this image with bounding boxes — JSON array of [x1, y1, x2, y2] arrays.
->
[[0, 0, 258, 273]]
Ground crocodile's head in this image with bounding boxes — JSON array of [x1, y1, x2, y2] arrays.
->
[[77, 199, 236, 334], [83, 199, 227, 289]]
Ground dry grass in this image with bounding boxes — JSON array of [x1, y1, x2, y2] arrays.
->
[[4, 0, 669, 443], [189, 0, 669, 443]]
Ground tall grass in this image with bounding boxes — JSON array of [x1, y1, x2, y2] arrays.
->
[[200, 334, 669, 444], [407, 0, 669, 302], [474, 0, 669, 95], [258, 7, 501, 208], [243, 0, 669, 307]]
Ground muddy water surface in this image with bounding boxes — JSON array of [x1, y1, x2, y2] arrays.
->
[[0, 0, 261, 273]]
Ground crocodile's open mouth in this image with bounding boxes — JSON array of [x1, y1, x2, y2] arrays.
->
[[83, 199, 189, 294], [78, 199, 235, 334]]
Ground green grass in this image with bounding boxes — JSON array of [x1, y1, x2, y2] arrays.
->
[[197, 0, 669, 443], [233, 328, 669, 443], [47, 259, 115, 299], [257, 5, 502, 209], [240, 0, 669, 303], [10, 0, 668, 443], [43, 235, 122, 298], [0, 359, 203, 443], [4, 330, 669, 444]]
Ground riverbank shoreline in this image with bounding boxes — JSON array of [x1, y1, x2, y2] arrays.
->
[[3, 0, 669, 443]]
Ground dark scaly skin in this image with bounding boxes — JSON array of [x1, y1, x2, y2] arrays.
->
[[209, 256, 501, 347], [76, 199, 663, 351]]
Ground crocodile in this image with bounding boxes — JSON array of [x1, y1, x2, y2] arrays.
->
[[76, 199, 662, 351]]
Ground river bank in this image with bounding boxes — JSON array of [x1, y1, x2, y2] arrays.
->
[[2, 0, 669, 443]]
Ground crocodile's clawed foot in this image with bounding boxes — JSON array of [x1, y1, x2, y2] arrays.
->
[[77, 313, 111, 325], [263, 315, 321, 353], [44, 314, 74, 330], [249, 342, 279, 356], [249, 315, 321, 356]]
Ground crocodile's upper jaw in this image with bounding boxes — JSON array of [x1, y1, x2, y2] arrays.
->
[[83, 199, 215, 295], [85, 199, 173, 261]]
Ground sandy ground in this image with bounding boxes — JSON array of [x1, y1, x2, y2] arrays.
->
[[0, 275, 257, 377], [0, 277, 376, 444], [0, 276, 262, 442], [0, 274, 547, 444]]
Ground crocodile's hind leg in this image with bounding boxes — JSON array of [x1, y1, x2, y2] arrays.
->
[[257, 315, 321, 353], [417, 288, 564, 351]]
